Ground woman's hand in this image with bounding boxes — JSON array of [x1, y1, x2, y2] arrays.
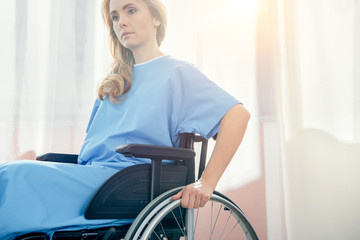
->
[[172, 179, 214, 209], [172, 104, 250, 209]]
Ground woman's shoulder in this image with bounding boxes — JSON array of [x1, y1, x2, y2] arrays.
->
[[165, 55, 200, 71], [133, 55, 196, 75], [160, 56, 208, 83], [134, 55, 209, 86]]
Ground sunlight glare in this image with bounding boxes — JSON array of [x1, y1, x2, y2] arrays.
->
[[223, 0, 259, 18]]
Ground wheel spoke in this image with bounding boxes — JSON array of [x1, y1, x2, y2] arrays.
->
[[179, 206, 185, 229], [159, 222, 168, 239], [194, 208, 200, 236], [221, 218, 241, 240], [152, 229, 163, 240], [217, 211, 232, 240], [171, 210, 186, 236], [210, 205, 222, 239]]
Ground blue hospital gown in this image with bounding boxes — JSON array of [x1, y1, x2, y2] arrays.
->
[[0, 55, 240, 239]]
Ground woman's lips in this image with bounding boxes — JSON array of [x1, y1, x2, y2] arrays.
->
[[121, 32, 133, 38]]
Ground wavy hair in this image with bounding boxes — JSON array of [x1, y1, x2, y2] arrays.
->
[[98, 0, 167, 103]]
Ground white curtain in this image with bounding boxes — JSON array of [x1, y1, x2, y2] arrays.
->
[[0, 0, 110, 162], [274, 0, 360, 239]]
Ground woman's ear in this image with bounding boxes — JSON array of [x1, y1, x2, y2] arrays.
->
[[154, 18, 161, 27]]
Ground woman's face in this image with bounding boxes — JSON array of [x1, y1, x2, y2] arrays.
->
[[109, 0, 160, 51]]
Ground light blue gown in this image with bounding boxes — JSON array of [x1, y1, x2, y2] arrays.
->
[[0, 55, 240, 239]]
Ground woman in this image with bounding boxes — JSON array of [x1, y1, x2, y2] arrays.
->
[[0, 0, 250, 238]]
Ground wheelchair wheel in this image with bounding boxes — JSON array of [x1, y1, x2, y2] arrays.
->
[[124, 187, 258, 240]]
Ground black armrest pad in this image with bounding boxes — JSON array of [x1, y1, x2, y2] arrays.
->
[[115, 144, 195, 161], [36, 153, 78, 164]]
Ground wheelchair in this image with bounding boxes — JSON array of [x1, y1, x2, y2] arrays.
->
[[16, 133, 258, 240]]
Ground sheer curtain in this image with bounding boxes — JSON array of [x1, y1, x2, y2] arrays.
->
[[0, 0, 110, 162], [275, 0, 360, 239]]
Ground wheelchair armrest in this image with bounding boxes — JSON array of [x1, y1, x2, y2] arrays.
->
[[36, 153, 78, 164], [115, 144, 195, 161]]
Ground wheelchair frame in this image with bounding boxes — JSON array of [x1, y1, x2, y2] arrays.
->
[[16, 133, 258, 240]]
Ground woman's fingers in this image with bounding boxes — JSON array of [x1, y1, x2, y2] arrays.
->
[[172, 188, 183, 200], [172, 181, 213, 209], [199, 198, 208, 208], [184, 192, 196, 209]]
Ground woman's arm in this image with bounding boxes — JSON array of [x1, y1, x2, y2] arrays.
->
[[172, 104, 250, 209]]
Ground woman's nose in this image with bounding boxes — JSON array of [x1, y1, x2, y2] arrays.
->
[[118, 15, 128, 27]]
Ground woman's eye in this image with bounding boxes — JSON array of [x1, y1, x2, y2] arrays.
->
[[112, 15, 119, 21], [128, 8, 137, 14]]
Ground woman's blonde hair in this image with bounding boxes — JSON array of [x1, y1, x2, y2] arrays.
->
[[98, 0, 167, 103]]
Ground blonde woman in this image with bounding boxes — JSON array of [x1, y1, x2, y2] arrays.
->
[[0, 0, 250, 238]]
